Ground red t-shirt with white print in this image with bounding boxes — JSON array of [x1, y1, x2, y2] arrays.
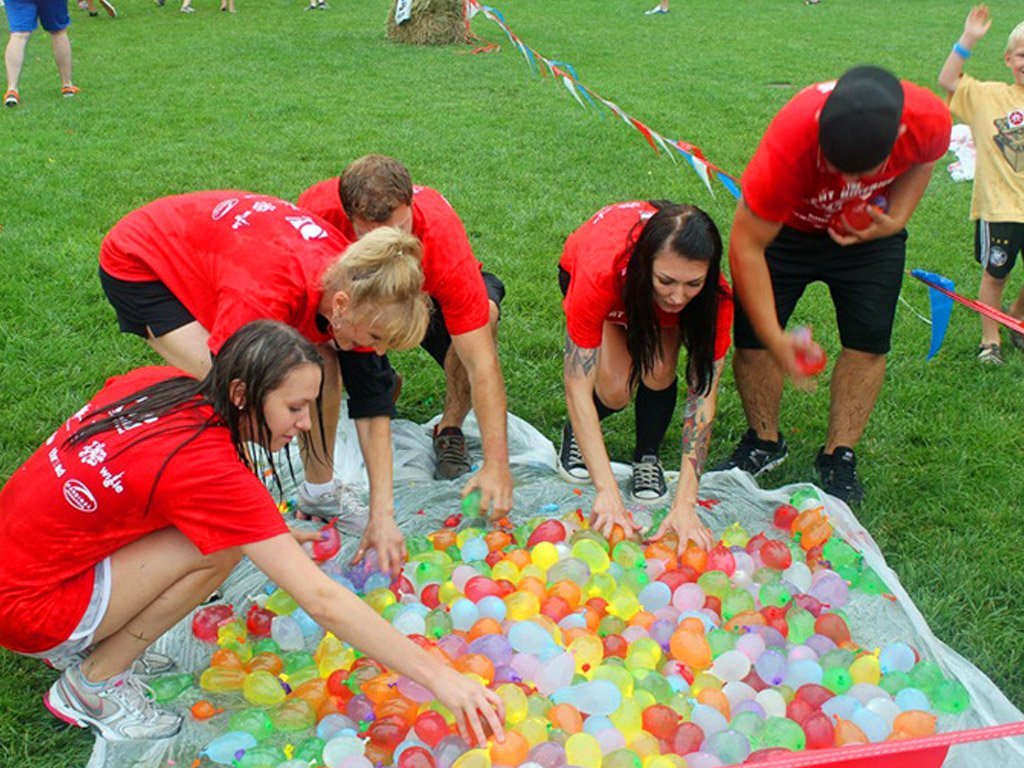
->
[[741, 80, 951, 232], [100, 191, 350, 353], [298, 181, 491, 336], [0, 367, 287, 654], [559, 201, 733, 359]]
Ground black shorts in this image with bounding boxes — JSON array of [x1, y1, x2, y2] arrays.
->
[[338, 272, 506, 418], [99, 267, 195, 338], [975, 220, 1024, 280], [420, 271, 506, 366], [732, 226, 907, 355]]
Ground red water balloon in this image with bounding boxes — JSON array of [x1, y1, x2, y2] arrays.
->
[[773, 504, 799, 531], [671, 721, 705, 755], [414, 710, 450, 747], [796, 683, 835, 709], [191, 604, 234, 643], [527, 519, 567, 547], [312, 524, 341, 562], [705, 544, 736, 576], [802, 710, 836, 750], [398, 746, 437, 768], [760, 539, 793, 570], [246, 604, 274, 638], [641, 704, 680, 741]]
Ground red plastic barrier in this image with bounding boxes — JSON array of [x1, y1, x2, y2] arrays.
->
[[726, 721, 1024, 768]]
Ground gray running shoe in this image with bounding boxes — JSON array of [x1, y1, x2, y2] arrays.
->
[[45, 648, 177, 677], [977, 343, 1004, 364], [44, 665, 182, 740], [296, 480, 369, 533], [710, 428, 788, 477]]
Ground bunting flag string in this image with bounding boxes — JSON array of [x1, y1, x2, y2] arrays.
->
[[910, 269, 1024, 359], [464, 0, 741, 199]]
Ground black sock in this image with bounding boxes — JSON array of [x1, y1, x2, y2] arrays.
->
[[634, 378, 677, 460], [593, 391, 622, 422]]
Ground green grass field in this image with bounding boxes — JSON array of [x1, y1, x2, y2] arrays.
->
[[2, 0, 1024, 764]]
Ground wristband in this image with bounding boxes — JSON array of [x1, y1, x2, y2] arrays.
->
[[953, 42, 972, 59]]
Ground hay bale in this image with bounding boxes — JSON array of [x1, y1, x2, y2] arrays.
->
[[386, 0, 467, 46]]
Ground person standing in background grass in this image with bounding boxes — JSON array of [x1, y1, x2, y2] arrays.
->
[[3, 0, 78, 106], [712, 66, 951, 504], [938, 4, 1024, 364], [80, 0, 115, 18], [299, 155, 514, 522], [557, 201, 733, 551]]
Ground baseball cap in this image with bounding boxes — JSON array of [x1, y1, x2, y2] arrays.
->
[[819, 65, 904, 174]]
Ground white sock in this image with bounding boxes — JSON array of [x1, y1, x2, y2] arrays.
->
[[303, 480, 335, 498]]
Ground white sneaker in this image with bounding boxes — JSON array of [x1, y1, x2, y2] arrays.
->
[[44, 665, 182, 740], [644, 5, 668, 14], [44, 648, 177, 676], [296, 480, 368, 533]]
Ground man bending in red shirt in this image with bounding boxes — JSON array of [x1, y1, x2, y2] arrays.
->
[[299, 156, 513, 518], [712, 66, 951, 504]]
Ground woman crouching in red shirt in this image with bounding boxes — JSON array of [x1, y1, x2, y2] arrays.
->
[[558, 201, 734, 551], [0, 320, 504, 744]]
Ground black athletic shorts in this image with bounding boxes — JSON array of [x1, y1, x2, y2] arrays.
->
[[338, 272, 505, 419], [975, 220, 1024, 280], [99, 267, 195, 338], [732, 226, 907, 355]]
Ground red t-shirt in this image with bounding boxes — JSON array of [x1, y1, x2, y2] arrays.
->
[[741, 80, 952, 232], [0, 367, 288, 654], [559, 201, 733, 360], [100, 191, 351, 353], [298, 180, 490, 336]]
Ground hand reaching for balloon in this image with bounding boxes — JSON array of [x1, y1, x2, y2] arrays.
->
[[589, 487, 640, 539], [351, 513, 406, 579], [462, 461, 514, 522], [288, 526, 323, 547], [648, 506, 713, 553], [430, 666, 506, 747]]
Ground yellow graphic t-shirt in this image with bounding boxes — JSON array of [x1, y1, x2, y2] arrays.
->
[[950, 74, 1024, 221]]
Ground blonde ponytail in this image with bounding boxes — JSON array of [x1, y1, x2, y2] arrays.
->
[[322, 227, 431, 351]]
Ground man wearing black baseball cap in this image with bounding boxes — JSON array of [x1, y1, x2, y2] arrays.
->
[[712, 65, 951, 504]]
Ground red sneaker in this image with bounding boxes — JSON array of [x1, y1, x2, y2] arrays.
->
[[4, 89, 18, 107], [61, 85, 80, 98]]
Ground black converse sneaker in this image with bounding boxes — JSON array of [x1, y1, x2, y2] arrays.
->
[[815, 446, 864, 504], [557, 422, 590, 483], [710, 428, 788, 477], [631, 455, 668, 503]]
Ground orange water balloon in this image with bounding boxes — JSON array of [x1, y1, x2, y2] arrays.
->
[[679, 543, 708, 574], [190, 700, 222, 720], [891, 710, 937, 739], [467, 618, 504, 642], [490, 731, 530, 767], [696, 688, 730, 719], [548, 703, 584, 734], [833, 716, 870, 746], [454, 654, 496, 685], [669, 628, 711, 670]]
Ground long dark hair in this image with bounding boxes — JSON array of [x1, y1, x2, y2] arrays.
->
[[623, 201, 722, 395], [65, 320, 324, 509]]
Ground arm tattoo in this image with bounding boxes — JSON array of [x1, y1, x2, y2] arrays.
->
[[681, 391, 712, 477], [681, 360, 723, 477], [564, 331, 599, 378]]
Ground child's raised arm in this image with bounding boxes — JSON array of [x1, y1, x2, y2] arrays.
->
[[939, 5, 992, 94]]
